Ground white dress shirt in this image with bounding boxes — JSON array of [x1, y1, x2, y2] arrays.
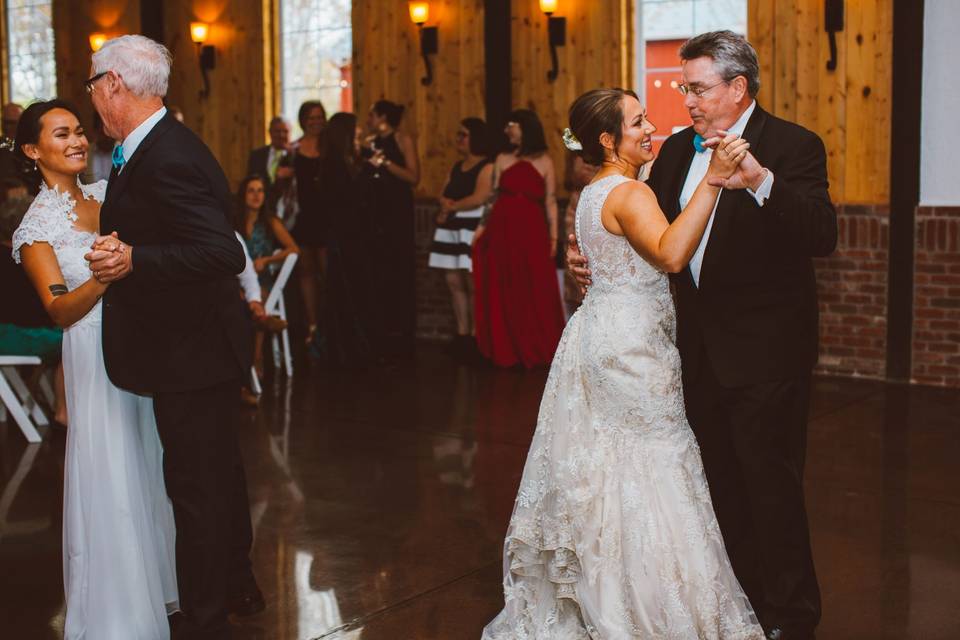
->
[[117, 106, 167, 172], [678, 101, 774, 287], [235, 232, 262, 303]]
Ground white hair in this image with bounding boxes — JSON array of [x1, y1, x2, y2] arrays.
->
[[92, 35, 172, 98]]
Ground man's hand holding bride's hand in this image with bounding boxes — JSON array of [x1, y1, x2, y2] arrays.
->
[[84, 231, 134, 283], [566, 234, 591, 294], [702, 130, 766, 190]]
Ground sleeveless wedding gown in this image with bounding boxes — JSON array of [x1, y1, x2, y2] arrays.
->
[[482, 175, 764, 639], [13, 180, 178, 639]]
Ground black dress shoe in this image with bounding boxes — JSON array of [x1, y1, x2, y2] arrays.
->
[[227, 589, 266, 617]]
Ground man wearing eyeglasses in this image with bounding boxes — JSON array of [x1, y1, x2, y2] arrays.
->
[[568, 30, 836, 640]]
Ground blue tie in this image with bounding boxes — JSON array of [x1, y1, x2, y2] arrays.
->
[[112, 144, 125, 169], [693, 134, 706, 153]]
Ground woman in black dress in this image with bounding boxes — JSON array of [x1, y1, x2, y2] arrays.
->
[[363, 99, 420, 360], [319, 113, 379, 367], [290, 100, 327, 346], [427, 117, 493, 358]]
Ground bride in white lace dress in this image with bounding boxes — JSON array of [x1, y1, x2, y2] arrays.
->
[[483, 89, 765, 639], [12, 101, 177, 638]]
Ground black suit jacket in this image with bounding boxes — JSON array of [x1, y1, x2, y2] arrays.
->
[[646, 106, 837, 388], [99, 113, 253, 393], [246, 145, 271, 187]]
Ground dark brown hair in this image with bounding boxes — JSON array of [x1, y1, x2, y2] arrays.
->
[[14, 99, 83, 193], [372, 100, 405, 128], [298, 100, 327, 131], [320, 111, 359, 176], [567, 88, 638, 166], [234, 174, 277, 241]]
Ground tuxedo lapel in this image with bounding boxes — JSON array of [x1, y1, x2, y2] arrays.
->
[[663, 128, 697, 223], [102, 113, 177, 212], [697, 106, 769, 289]]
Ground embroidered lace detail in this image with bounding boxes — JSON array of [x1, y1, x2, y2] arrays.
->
[[11, 180, 107, 326], [483, 175, 764, 639]]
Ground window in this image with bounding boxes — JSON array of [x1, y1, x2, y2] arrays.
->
[[279, 0, 352, 136], [635, 0, 747, 153], [3, 0, 57, 106]]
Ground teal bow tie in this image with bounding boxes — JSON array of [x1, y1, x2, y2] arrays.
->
[[693, 134, 706, 153], [112, 144, 125, 169]]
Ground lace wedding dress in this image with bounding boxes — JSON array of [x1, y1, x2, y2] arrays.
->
[[13, 181, 178, 639], [482, 175, 764, 639]]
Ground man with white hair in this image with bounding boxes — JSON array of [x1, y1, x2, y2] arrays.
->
[[83, 34, 262, 638]]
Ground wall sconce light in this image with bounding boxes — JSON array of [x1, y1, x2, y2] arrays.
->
[[408, 2, 438, 86], [540, 0, 566, 83], [89, 33, 107, 52], [190, 22, 216, 99]]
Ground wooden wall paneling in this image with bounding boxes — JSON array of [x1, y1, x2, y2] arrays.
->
[[843, 1, 892, 204], [772, 0, 797, 121], [353, 0, 485, 198], [749, 0, 775, 110], [793, 0, 819, 131], [816, 0, 847, 204], [53, 0, 141, 134], [162, 0, 268, 188], [511, 0, 629, 197]]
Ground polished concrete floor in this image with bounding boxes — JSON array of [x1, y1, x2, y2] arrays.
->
[[1, 344, 958, 639]]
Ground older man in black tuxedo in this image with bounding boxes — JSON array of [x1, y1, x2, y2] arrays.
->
[[569, 31, 836, 640], [84, 35, 262, 638]]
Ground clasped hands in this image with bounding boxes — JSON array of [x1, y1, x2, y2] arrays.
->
[[701, 130, 766, 191], [84, 231, 133, 284]]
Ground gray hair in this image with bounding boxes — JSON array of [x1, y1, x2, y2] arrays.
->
[[268, 116, 289, 128], [92, 35, 172, 98], [679, 30, 760, 98]]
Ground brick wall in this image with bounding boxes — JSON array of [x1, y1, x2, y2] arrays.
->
[[912, 206, 960, 387], [814, 205, 890, 380]]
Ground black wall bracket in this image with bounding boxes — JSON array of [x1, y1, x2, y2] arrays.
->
[[825, 0, 844, 71], [419, 25, 438, 86], [546, 16, 566, 82]]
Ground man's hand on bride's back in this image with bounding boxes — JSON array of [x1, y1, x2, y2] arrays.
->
[[566, 234, 591, 293]]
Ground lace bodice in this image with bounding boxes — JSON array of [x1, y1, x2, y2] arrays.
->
[[575, 175, 669, 294], [12, 180, 107, 306]]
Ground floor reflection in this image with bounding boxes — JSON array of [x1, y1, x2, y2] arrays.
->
[[1, 347, 958, 639]]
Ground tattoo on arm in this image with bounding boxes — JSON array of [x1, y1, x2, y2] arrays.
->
[[48, 284, 68, 297]]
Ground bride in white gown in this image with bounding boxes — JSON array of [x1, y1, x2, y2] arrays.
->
[[12, 101, 177, 638], [482, 89, 765, 639]]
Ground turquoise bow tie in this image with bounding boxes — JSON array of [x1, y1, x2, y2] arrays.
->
[[112, 144, 125, 169], [693, 134, 706, 153]]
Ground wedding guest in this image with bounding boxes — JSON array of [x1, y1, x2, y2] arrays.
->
[[289, 100, 327, 348], [234, 174, 299, 377], [321, 112, 379, 367], [427, 117, 493, 360], [472, 109, 564, 368], [247, 116, 292, 191], [363, 99, 420, 360]]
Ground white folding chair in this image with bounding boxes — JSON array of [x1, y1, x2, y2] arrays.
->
[[264, 253, 298, 377], [0, 356, 44, 443]]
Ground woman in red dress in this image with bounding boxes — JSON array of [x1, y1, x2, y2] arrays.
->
[[473, 109, 565, 368]]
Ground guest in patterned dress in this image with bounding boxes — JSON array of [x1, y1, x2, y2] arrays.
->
[[428, 117, 493, 359], [234, 174, 299, 376]]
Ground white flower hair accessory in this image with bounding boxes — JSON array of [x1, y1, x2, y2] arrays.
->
[[562, 128, 582, 151]]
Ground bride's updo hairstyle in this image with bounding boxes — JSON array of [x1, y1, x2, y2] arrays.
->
[[567, 88, 638, 166], [13, 99, 82, 194]]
